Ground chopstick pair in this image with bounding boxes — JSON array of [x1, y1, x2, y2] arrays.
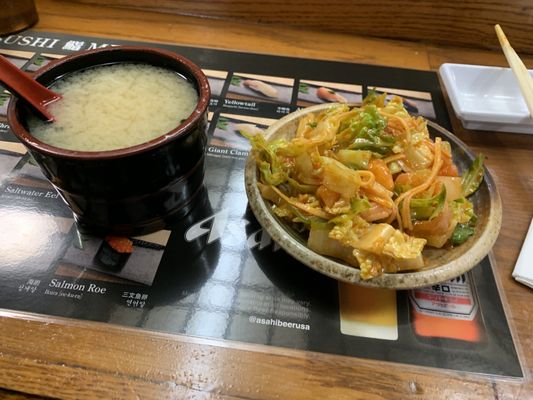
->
[[495, 24, 533, 117]]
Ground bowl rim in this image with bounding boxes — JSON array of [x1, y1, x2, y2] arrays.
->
[[244, 103, 502, 289], [7, 45, 210, 160]]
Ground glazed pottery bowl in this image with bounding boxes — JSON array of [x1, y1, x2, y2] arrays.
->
[[244, 103, 502, 289], [8, 46, 210, 236]]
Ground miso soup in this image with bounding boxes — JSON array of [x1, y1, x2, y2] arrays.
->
[[28, 63, 198, 151]]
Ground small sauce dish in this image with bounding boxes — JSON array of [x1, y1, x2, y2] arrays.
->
[[439, 63, 533, 134]]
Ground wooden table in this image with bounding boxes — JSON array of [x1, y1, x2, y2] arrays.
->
[[0, 1, 532, 399]]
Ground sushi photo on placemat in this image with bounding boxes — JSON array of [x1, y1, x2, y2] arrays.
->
[[58, 229, 172, 286], [3, 154, 55, 191], [0, 92, 11, 119], [227, 73, 294, 105], [0, 141, 26, 183], [0, 49, 35, 70], [25, 52, 64, 72], [203, 69, 228, 98], [297, 80, 363, 107], [209, 113, 276, 152]]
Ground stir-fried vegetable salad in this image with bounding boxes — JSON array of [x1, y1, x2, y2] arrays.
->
[[247, 93, 484, 279]]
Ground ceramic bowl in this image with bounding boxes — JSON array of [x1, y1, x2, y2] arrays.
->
[[8, 46, 210, 236], [244, 104, 502, 289]]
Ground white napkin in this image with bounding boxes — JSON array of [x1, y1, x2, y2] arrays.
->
[[512, 217, 533, 289]]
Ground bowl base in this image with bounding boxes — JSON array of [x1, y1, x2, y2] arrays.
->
[[74, 184, 208, 237]]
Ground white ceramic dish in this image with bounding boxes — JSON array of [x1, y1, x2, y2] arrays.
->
[[439, 63, 533, 134]]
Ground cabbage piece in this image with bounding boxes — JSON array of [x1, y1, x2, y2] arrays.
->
[[323, 196, 370, 217], [388, 161, 402, 175], [334, 104, 394, 155], [363, 179, 394, 202], [441, 140, 452, 157], [424, 227, 458, 248], [352, 250, 384, 279], [387, 254, 425, 272], [382, 230, 426, 259], [278, 137, 314, 157], [287, 177, 318, 195], [329, 215, 371, 245], [258, 160, 286, 186], [324, 201, 351, 215], [381, 95, 412, 117], [248, 133, 288, 186], [354, 224, 396, 254], [409, 185, 447, 221], [330, 215, 425, 260], [359, 203, 391, 222], [436, 176, 462, 202], [269, 185, 331, 219], [289, 105, 351, 151], [315, 113, 341, 146], [362, 90, 387, 107], [308, 225, 358, 266], [404, 141, 433, 170], [394, 170, 432, 194], [272, 203, 295, 219], [290, 207, 329, 230], [321, 156, 362, 199], [449, 198, 477, 245], [336, 149, 372, 170], [295, 113, 317, 138], [293, 150, 322, 185], [316, 185, 340, 208], [461, 154, 485, 197], [450, 197, 476, 224], [258, 182, 281, 204], [347, 113, 394, 155], [353, 249, 425, 279], [351, 197, 371, 214], [324, 103, 351, 117]]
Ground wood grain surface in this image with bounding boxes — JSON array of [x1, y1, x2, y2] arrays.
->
[[67, 0, 533, 55], [0, 0, 531, 399]]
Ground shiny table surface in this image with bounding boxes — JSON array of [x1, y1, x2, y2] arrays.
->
[[0, 1, 532, 399]]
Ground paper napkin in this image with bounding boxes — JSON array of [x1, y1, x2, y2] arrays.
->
[[512, 217, 533, 289]]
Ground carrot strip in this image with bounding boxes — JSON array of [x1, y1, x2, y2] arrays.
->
[[380, 111, 412, 143], [392, 137, 443, 230], [270, 185, 331, 219]]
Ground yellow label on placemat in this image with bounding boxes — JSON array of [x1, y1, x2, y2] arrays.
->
[[338, 282, 398, 340]]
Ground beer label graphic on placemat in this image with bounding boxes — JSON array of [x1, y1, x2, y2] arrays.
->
[[410, 274, 478, 320], [339, 284, 398, 341], [409, 273, 484, 343]]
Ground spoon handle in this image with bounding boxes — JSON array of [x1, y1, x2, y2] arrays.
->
[[0, 54, 61, 121]]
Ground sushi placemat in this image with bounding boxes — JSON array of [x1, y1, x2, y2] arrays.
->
[[0, 30, 523, 379]]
